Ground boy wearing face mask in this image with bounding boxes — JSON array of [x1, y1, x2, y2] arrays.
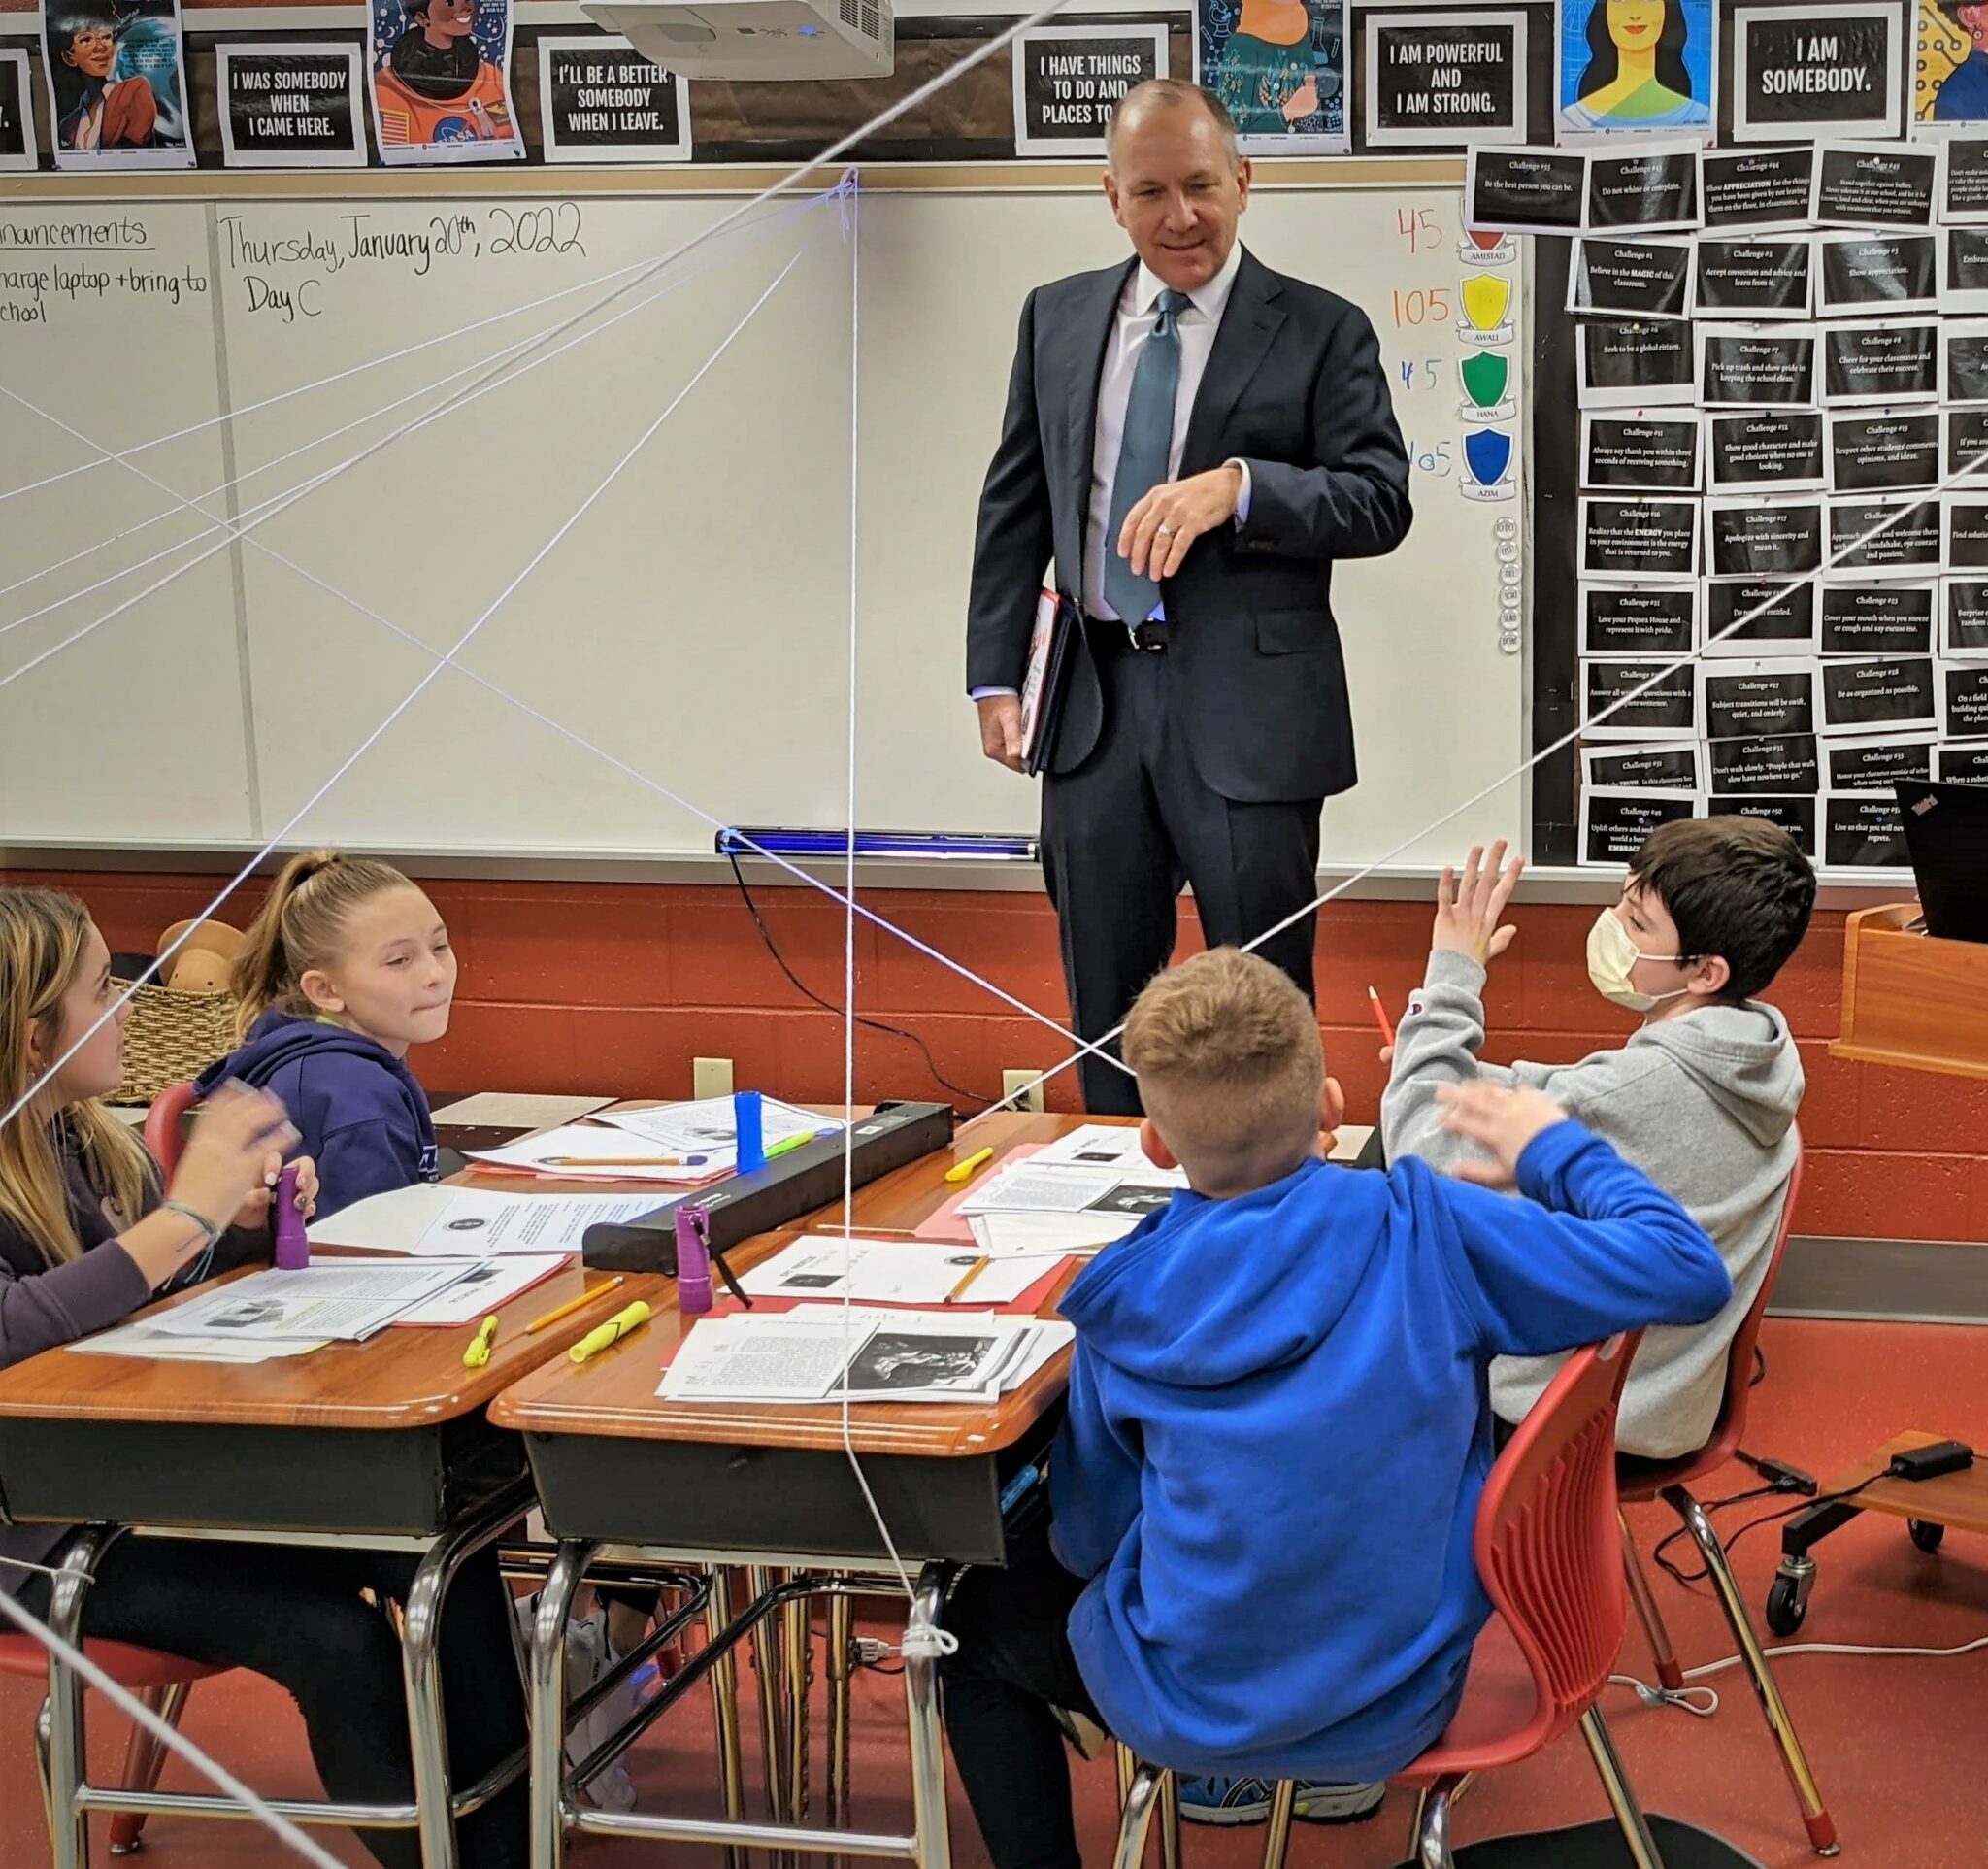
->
[[1381, 819, 1815, 1459]]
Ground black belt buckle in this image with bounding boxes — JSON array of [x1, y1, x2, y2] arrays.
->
[[1126, 621, 1166, 653]]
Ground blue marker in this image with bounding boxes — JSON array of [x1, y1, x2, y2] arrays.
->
[[1000, 1463, 1043, 1516], [734, 1090, 765, 1174]]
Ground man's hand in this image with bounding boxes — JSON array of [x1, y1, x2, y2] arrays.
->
[[1118, 465, 1244, 581], [1435, 1082, 1566, 1188], [977, 693, 1026, 774], [1433, 841, 1525, 967]]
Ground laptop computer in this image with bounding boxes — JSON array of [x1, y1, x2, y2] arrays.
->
[[1895, 781, 1988, 944]]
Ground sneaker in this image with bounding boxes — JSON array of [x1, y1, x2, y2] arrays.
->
[[1176, 1775, 1386, 1826]]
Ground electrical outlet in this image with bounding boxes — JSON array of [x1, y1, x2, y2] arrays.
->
[[1002, 1068, 1045, 1113], [693, 1057, 734, 1098]]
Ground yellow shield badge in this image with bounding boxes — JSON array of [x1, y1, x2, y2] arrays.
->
[[1460, 273, 1514, 348]]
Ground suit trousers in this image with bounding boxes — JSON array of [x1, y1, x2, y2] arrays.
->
[[1040, 634, 1323, 1116]]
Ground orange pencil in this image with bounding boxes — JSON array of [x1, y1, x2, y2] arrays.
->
[[525, 1277, 625, 1335], [1367, 986, 1396, 1049]]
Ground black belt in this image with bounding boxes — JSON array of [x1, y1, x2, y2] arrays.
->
[[1084, 615, 1167, 653]]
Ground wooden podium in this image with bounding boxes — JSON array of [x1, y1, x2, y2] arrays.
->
[[1830, 903, 1988, 1080]]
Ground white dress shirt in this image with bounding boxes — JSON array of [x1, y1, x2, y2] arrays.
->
[[972, 244, 1253, 700]]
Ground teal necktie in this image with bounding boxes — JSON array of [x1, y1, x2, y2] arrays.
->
[[1103, 288, 1189, 627]]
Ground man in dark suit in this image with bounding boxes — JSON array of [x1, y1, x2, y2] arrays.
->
[[967, 78, 1412, 1116]]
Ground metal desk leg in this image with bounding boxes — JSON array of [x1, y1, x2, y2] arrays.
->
[[746, 1565, 789, 1833], [46, 1524, 114, 1869], [704, 1569, 747, 1869], [401, 1484, 534, 1869], [529, 1540, 596, 1869], [782, 1587, 812, 1824], [828, 1588, 854, 1831], [904, 1563, 952, 1869]]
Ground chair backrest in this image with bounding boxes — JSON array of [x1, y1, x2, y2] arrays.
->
[[1473, 1329, 1642, 1758], [142, 1081, 199, 1180], [1687, 1138, 1804, 1478]]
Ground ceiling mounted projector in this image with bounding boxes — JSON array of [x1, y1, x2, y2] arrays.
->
[[583, 0, 893, 80]]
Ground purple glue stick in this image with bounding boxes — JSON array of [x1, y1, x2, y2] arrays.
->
[[274, 1164, 310, 1270], [675, 1206, 713, 1316]]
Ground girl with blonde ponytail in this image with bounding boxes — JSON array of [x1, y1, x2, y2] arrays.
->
[[197, 850, 456, 1219]]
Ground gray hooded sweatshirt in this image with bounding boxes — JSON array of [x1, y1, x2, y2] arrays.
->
[[1381, 949, 1803, 1459]]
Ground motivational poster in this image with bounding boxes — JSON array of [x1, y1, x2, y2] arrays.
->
[[1940, 659, 1988, 737], [1939, 741, 1988, 780], [1198, 0, 1348, 153], [1708, 733, 1821, 794], [0, 49, 34, 171], [1702, 144, 1817, 228], [1363, 10, 1525, 149], [1941, 136, 1988, 217], [1570, 236, 1694, 317], [1012, 23, 1165, 156], [1820, 654, 1938, 733], [1829, 494, 1943, 572], [1580, 494, 1701, 579], [1700, 657, 1819, 738], [1945, 491, 1988, 567], [1707, 409, 1827, 488], [1708, 793, 1819, 855], [1581, 789, 1700, 862], [1943, 574, 1988, 653], [1819, 579, 1935, 653], [1826, 733, 1933, 787], [40, 0, 194, 170], [1467, 144, 1587, 230], [1728, 2, 1904, 142], [1583, 743, 1705, 789], [1827, 409, 1941, 492], [368, 0, 523, 164], [1557, 0, 1712, 136], [1581, 656, 1700, 736], [1706, 495, 1825, 576], [216, 42, 365, 167], [1580, 317, 1699, 405], [1944, 319, 1988, 401], [1823, 790, 1909, 864], [1581, 581, 1701, 654], [1695, 234, 1813, 317], [1705, 576, 1819, 651], [1699, 323, 1817, 404], [1821, 319, 1940, 402], [1586, 141, 1702, 231], [539, 34, 689, 161], [1812, 140, 1938, 228], [1942, 226, 1988, 313], [1581, 412, 1703, 489], [1946, 406, 1988, 484], [1815, 231, 1938, 316]]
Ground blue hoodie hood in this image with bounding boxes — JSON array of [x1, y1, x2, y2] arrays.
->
[[198, 1010, 438, 1219], [1044, 1126, 1732, 1784]]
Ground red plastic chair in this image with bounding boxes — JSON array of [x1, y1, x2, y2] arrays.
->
[[142, 1082, 199, 1181], [0, 1633, 226, 1856], [1615, 1149, 1838, 1856], [1113, 1335, 1661, 1869]]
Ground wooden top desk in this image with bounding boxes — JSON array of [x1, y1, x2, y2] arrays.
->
[[490, 1114, 1110, 1566]]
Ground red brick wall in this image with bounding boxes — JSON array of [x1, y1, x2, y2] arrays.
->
[[10, 865, 1983, 1243]]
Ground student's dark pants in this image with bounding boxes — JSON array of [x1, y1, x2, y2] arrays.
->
[[1041, 632, 1323, 1118], [941, 1519, 1101, 1869], [19, 1532, 528, 1869]]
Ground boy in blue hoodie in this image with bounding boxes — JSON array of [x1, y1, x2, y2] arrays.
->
[[940, 948, 1732, 1867], [198, 850, 452, 1218]]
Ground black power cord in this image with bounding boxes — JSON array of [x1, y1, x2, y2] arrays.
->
[[725, 851, 994, 1108]]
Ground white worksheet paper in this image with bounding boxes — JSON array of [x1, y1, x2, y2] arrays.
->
[[147, 1262, 473, 1342], [739, 1237, 1064, 1307], [465, 1123, 722, 1183]]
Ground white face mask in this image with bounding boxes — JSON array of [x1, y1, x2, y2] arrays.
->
[[1586, 907, 1690, 1014]]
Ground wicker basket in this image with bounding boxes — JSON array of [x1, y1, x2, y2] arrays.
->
[[108, 980, 240, 1107]]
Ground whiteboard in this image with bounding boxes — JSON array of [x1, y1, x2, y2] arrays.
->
[[0, 175, 1526, 868]]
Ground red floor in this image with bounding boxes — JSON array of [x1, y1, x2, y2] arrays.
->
[[3, 1315, 1984, 1868]]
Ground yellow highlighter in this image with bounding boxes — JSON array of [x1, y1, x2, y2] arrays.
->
[[462, 1316, 499, 1369], [569, 1300, 653, 1366], [945, 1147, 995, 1184]]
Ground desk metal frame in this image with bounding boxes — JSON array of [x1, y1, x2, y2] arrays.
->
[[34, 1477, 537, 1869]]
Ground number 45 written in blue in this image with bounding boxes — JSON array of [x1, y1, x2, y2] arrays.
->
[[1400, 358, 1442, 391]]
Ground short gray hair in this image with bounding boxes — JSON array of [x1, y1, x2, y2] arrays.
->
[[1105, 79, 1242, 166]]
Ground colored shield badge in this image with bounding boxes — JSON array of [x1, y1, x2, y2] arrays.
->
[[1463, 273, 1511, 332], [1461, 426, 1516, 503], [1461, 352, 1508, 410]]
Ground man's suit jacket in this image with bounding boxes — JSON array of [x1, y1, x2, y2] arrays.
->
[[966, 247, 1412, 804]]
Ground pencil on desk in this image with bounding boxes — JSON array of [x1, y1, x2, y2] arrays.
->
[[544, 1155, 690, 1168], [946, 1255, 992, 1302], [526, 1277, 625, 1334]]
